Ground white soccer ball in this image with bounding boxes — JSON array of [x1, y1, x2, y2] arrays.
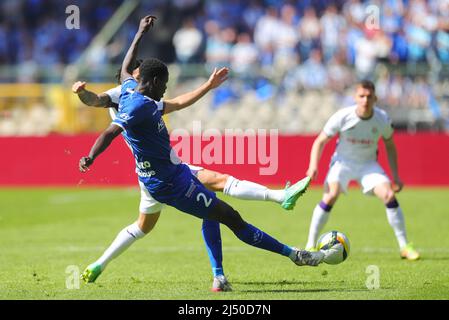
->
[[317, 231, 350, 265]]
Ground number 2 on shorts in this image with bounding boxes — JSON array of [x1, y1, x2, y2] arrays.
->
[[197, 192, 212, 207]]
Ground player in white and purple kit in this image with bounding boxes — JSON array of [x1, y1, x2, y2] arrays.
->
[[304, 80, 420, 260], [79, 15, 325, 290]]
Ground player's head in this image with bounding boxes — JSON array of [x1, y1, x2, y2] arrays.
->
[[115, 59, 142, 84], [355, 80, 377, 110], [138, 58, 168, 101]]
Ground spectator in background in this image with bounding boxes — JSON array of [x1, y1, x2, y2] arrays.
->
[[173, 0, 202, 17], [282, 48, 328, 93], [354, 30, 378, 80], [320, 4, 346, 63], [327, 51, 353, 94], [258, 43, 276, 75], [273, 4, 299, 73], [373, 29, 393, 64], [404, 15, 432, 64], [254, 6, 279, 52], [436, 29, 449, 64], [242, 0, 265, 32], [384, 0, 405, 17], [390, 27, 409, 64], [173, 18, 203, 64], [205, 21, 235, 70], [382, 4, 402, 35], [343, 0, 366, 26], [231, 32, 259, 80], [299, 49, 328, 90], [298, 7, 321, 61]]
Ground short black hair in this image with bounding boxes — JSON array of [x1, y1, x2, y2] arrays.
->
[[357, 80, 376, 92], [115, 58, 143, 84], [138, 58, 168, 83]]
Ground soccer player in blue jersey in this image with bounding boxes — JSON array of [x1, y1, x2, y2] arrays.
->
[[74, 61, 310, 292], [79, 15, 325, 290]]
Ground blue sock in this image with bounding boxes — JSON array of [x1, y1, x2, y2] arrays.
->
[[202, 220, 224, 277], [233, 223, 293, 257]]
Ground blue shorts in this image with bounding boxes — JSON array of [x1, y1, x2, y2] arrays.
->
[[145, 164, 218, 219]]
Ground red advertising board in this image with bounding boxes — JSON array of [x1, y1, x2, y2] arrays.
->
[[1, 132, 448, 186]]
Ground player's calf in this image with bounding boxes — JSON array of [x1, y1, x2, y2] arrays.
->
[[207, 199, 324, 266], [137, 212, 160, 234]]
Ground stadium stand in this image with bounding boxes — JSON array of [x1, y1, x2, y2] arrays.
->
[[0, 0, 448, 135]]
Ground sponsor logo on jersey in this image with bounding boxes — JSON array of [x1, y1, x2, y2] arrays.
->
[[136, 169, 156, 178], [185, 180, 197, 198], [136, 160, 156, 177], [136, 160, 151, 169], [158, 119, 166, 132], [346, 137, 374, 145], [119, 113, 131, 121]]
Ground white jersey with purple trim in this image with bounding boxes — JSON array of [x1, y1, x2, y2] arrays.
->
[[323, 105, 394, 164]]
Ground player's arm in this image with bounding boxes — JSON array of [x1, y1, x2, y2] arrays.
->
[[79, 124, 123, 172], [163, 67, 229, 114], [72, 81, 111, 107], [307, 132, 333, 180], [383, 135, 403, 192], [120, 15, 156, 82]]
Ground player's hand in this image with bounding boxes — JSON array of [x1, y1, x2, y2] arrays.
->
[[79, 156, 94, 172], [138, 15, 157, 34], [207, 67, 229, 89], [392, 178, 404, 193], [72, 81, 87, 94], [307, 167, 318, 180]]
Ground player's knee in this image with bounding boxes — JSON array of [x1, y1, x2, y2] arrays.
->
[[137, 220, 152, 234], [138, 212, 159, 234], [208, 200, 245, 231], [215, 174, 230, 190], [379, 188, 395, 204], [384, 192, 397, 206], [225, 209, 246, 231], [324, 191, 339, 205], [203, 172, 229, 192]]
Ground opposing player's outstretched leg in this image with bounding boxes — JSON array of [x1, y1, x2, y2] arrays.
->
[[305, 182, 342, 250], [206, 199, 324, 267], [373, 183, 420, 261], [81, 212, 160, 283], [197, 169, 311, 211]]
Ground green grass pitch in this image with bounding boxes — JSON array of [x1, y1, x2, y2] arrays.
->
[[1, 187, 448, 300]]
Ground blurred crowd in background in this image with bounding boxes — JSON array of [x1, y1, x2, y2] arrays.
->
[[0, 0, 448, 134], [2, 0, 449, 68]]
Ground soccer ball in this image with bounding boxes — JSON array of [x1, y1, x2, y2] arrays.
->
[[317, 231, 350, 265]]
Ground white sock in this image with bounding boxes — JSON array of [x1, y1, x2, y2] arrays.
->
[[95, 222, 145, 270], [306, 203, 331, 249], [386, 206, 408, 249], [223, 176, 285, 203]]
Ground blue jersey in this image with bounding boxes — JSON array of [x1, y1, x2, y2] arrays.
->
[[112, 77, 218, 219], [113, 78, 182, 189]]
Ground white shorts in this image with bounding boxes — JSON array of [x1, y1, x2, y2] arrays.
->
[[325, 160, 390, 195], [139, 164, 204, 214]]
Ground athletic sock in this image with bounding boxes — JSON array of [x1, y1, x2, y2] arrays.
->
[[385, 199, 408, 249], [223, 176, 285, 203], [202, 219, 224, 277], [233, 222, 293, 257], [95, 222, 145, 270], [306, 201, 332, 249]]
